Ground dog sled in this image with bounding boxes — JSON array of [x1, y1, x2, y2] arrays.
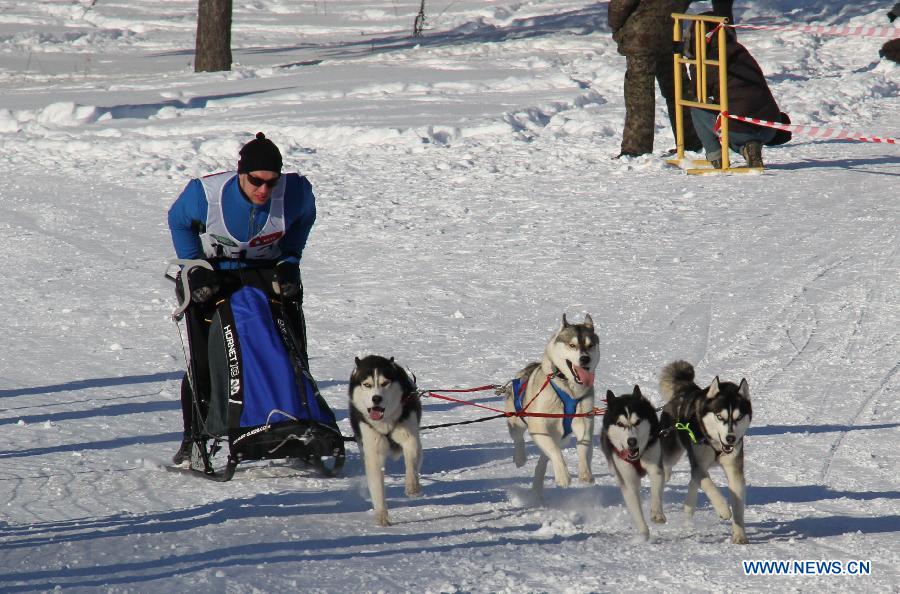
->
[[169, 260, 345, 482]]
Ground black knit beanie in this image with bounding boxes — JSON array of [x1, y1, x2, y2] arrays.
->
[[237, 132, 283, 173]]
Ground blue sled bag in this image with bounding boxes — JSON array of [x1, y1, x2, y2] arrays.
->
[[205, 286, 340, 463]]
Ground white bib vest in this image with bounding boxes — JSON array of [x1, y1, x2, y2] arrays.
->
[[198, 171, 286, 260]]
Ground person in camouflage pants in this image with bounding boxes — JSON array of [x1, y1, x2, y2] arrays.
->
[[609, 0, 717, 156]]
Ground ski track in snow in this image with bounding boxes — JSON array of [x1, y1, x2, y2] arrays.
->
[[1, 0, 899, 592]]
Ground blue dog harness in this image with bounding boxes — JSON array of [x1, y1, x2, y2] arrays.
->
[[511, 375, 582, 437]]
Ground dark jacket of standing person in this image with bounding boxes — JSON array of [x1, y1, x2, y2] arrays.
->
[[691, 27, 781, 135], [609, 0, 672, 56]]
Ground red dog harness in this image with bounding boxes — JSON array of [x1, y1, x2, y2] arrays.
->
[[612, 446, 647, 478]]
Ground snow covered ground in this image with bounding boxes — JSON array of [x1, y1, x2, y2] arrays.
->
[[0, 0, 898, 591]]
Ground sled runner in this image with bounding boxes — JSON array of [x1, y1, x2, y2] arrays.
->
[[170, 261, 345, 481]]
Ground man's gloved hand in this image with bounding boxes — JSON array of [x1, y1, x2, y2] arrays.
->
[[889, 8, 898, 23], [188, 266, 219, 303], [275, 261, 302, 299]]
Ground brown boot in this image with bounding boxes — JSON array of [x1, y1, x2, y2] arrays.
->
[[741, 141, 764, 168]]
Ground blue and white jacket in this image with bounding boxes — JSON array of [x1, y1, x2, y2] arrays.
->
[[168, 171, 316, 270]]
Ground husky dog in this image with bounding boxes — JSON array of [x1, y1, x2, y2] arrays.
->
[[505, 314, 599, 492], [600, 385, 666, 541], [349, 355, 422, 526], [659, 360, 752, 544]]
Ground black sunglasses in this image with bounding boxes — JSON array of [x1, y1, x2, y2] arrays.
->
[[245, 173, 281, 189]]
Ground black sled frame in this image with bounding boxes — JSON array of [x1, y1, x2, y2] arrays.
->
[[182, 419, 346, 482], [168, 259, 346, 481]]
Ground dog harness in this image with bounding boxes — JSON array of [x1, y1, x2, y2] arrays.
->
[[674, 418, 740, 460], [511, 376, 583, 437], [199, 171, 287, 260], [612, 446, 647, 478]]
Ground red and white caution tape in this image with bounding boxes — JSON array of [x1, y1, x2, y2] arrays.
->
[[704, 23, 899, 41], [731, 23, 900, 38], [722, 112, 898, 145]]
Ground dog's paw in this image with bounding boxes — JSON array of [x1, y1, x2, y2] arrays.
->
[[651, 510, 667, 524], [555, 475, 571, 489], [405, 480, 421, 497], [579, 471, 594, 484], [717, 508, 733, 521], [732, 528, 748, 544], [374, 509, 391, 527], [630, 530, 650, 544]]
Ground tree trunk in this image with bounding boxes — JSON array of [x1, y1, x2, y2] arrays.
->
[[195, 0, 233, 72], [413, 0, 426, 37]]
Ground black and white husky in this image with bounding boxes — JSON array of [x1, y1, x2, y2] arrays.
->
[[505, 314, 599, 492], [349, 355, 422, 526], [599, 385, 666, 541], [659, 360, 752, 544]]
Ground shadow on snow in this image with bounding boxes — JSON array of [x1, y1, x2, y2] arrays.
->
[[754, 514, 900, 542], [150, 4, 608, 68], [0, 371, 183, 399], [749, 422, 900, 436]]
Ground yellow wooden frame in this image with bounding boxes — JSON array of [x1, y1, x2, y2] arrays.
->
[[667, 13, 763, 175]]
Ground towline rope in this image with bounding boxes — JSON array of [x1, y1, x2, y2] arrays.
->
[[419, 378, 605, 432]]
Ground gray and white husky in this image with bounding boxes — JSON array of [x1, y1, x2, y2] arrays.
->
[[505, 314, 599, 492], [349, 355, 422, 526], [659, 360, 752, 544], [600, 385, 666, 541]]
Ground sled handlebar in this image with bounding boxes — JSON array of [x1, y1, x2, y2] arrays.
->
[[165, 258, 290, 318], [168, 259, 215, 318]]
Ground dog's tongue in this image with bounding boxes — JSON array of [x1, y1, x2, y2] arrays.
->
[[368, 408, 384, 421], [574, 366, 595, 386]]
